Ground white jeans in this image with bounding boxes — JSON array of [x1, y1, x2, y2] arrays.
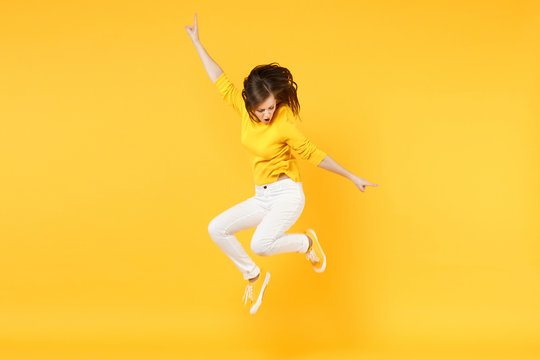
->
[[208, 177, 310, 280]]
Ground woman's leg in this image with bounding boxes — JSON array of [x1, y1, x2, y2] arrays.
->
[[208, 196, 267, 280], [250, 181, 310, 256]]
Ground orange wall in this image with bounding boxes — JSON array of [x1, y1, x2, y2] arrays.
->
[[1, 0, 539, 359]]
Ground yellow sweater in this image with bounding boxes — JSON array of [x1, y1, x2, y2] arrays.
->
[[213, 72, 327, 186]]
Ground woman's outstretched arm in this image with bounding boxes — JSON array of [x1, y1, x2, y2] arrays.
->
[[318, 155, 379, 193], [185, 13, 223, 83]]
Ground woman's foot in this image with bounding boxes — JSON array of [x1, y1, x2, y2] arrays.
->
[[242, 271, 271, 315], [304, 229, 326, 273]]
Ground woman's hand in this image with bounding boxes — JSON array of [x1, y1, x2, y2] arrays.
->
[[185, 13, 200, 43], [350, 174, 378, 192]]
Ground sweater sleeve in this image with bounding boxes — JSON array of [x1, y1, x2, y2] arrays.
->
[[213, 72, 245, 116], [277, 108, 327, 166]]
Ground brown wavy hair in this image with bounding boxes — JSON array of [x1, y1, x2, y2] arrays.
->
[[241, 62, 302, 125]]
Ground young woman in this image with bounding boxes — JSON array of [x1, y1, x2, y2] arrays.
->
[[185, 13, 378, 315]]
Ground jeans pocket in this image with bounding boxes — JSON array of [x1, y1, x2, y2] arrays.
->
[[273, 182, 304, 203]]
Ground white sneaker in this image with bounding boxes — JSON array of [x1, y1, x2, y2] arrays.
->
[[242, 271, 271, 314], [305, 229, 326, 273]]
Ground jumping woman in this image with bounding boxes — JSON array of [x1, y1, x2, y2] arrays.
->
[[185, 13, 378, 315]]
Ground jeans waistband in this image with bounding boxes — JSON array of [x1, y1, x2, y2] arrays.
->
[[255, 177, 299, 191]]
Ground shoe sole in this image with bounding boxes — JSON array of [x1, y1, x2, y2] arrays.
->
[[250, 272, 271, 315], [306, 228, 326, 273]]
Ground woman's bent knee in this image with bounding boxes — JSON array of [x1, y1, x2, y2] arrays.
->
[[251, 240, 272, 256], [208, 217, 225, 239]]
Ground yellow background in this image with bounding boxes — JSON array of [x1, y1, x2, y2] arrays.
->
[[1, 0, 539, 359]]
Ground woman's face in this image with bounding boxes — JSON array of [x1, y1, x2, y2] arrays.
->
[[254, 94, 279, 124]]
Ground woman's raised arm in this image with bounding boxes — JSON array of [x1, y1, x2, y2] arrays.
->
[[185, 13, 223, 83], [317, 155, 379, 193]]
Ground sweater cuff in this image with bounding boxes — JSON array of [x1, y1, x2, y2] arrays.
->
[[308, 149, 327, 166]]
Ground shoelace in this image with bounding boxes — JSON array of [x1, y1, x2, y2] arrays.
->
[[306, 248, 320, 263], [242, 283, 254, 305]]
